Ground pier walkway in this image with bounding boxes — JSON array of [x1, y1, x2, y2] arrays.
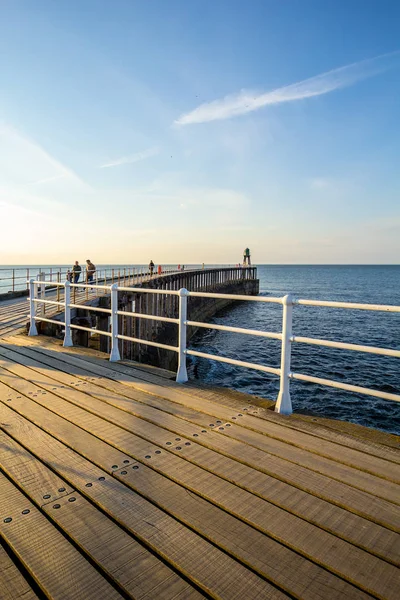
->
[[0, 270, 163, 339], [0, 331, 399, 599]]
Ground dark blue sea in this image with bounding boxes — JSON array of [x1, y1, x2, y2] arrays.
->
[[188, 265, 400, 436]]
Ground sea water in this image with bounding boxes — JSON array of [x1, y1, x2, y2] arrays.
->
[[188, 265, 400, 435]]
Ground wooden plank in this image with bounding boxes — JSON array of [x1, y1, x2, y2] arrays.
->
[[0, 354, 399, 537], [5, 354, 395, 563], [112, 464, 374, 600], [0, 474, 123, 600], [0, 346, 398, 565], [186, 379, 400, 462], [0, 383, 397, 598], [0, 404, 287, 600], [0, 544, 39, 600], [1, 417, 369, 600], [2, 342, 399, 508], [7, 338, 399, 484], [0, 430, 75, 506], [12, 337, 399, 480], [44, 333, 400, 457], [0, 404, 376, 600], [0, 362, 396, 567], [293, 412, 400, 450], [0, 430, 204, 600], [12, 332, 400, 455]]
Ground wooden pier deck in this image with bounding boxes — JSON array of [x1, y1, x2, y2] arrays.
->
[[0, 333, 399, 599], [0, 274, 142, 339]]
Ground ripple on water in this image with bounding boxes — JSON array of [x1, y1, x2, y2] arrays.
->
[[188, 265, 400, 435]]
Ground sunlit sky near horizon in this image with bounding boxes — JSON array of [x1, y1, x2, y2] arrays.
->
[[1, 0, 399, 265]]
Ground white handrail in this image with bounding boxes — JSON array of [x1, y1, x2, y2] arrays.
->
[[294, 298, 400, 312], [27, 278, 400, 415]]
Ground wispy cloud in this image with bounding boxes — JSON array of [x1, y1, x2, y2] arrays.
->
[[30, 174, 67, 185], [175, 51, 400, 125], [98, 146, 159, 169], [0, 123, 90, 189]]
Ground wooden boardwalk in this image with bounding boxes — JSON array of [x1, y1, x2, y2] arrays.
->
[[0, 274, 143, 339], [0, 333, 399, 599]]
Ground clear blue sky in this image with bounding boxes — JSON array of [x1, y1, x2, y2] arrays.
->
[[1, 0, 399, 264]]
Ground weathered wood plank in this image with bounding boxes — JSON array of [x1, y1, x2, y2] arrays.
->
[[0, 383, 397, 598], [0, 430, 204, 600], [1, 342, 398, 508], [0, 474, 123, 600], [0, 544, 39, 600], [0, 367, 397, 566], [0, 354, 399, 539], [0, 430, 75, 506], [15, 331, 400, 453], [11, 338, 398, 481], [0, 404, 287, 600], [0, 402, 375, 600]]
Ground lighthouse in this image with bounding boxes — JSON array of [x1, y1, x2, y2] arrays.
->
[[243, 247, 251, 267]]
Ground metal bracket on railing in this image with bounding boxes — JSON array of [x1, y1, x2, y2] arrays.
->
[[176, 288, 189, 383], [275, 293, 293, 415], [28, 279, 38, 336], [110, 283, 121, 362]]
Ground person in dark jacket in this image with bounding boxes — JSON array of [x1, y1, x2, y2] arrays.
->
[[72, 261, 81, 283], [149, 260, 155, 276]]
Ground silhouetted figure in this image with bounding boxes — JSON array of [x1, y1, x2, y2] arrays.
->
[[86, 259, 96, 284], [149, 260, 155, 276], [72, 261, 81, 283]]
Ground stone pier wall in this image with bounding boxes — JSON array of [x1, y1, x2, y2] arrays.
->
[[117, 268, 259, 371]]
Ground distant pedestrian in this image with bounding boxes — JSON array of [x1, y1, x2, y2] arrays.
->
[[86, 259, 96, 284], [181, 265, 185, 271], [72, 261, 81, 284], [66, 269, 72, 283], [157, 264, 162, 275], [149, 260, 155, 276], [202, 263, 205, 270]]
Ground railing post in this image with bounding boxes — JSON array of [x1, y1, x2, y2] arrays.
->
[[28, 279, 38, 336], [275, 294, 293, 414], [37, 272, 45, 316], [110, 283, 121, 362], [41, 272, 47, 314], [176, 288, 188, 383], [63, 281, 73, 347], [57, 272, 60, 302]]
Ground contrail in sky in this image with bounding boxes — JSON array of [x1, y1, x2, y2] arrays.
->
[[175, 51, 399, 125], [99, 146, 159, 168]]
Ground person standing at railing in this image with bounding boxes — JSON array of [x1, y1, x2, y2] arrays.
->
[[149, 260, 155, 276], [86, 259, 96, 285], [72, 261, 81, 284]]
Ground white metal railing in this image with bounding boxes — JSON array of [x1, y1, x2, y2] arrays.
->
[[27, 280, 400, 415], [0, 264, 241, 294]]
